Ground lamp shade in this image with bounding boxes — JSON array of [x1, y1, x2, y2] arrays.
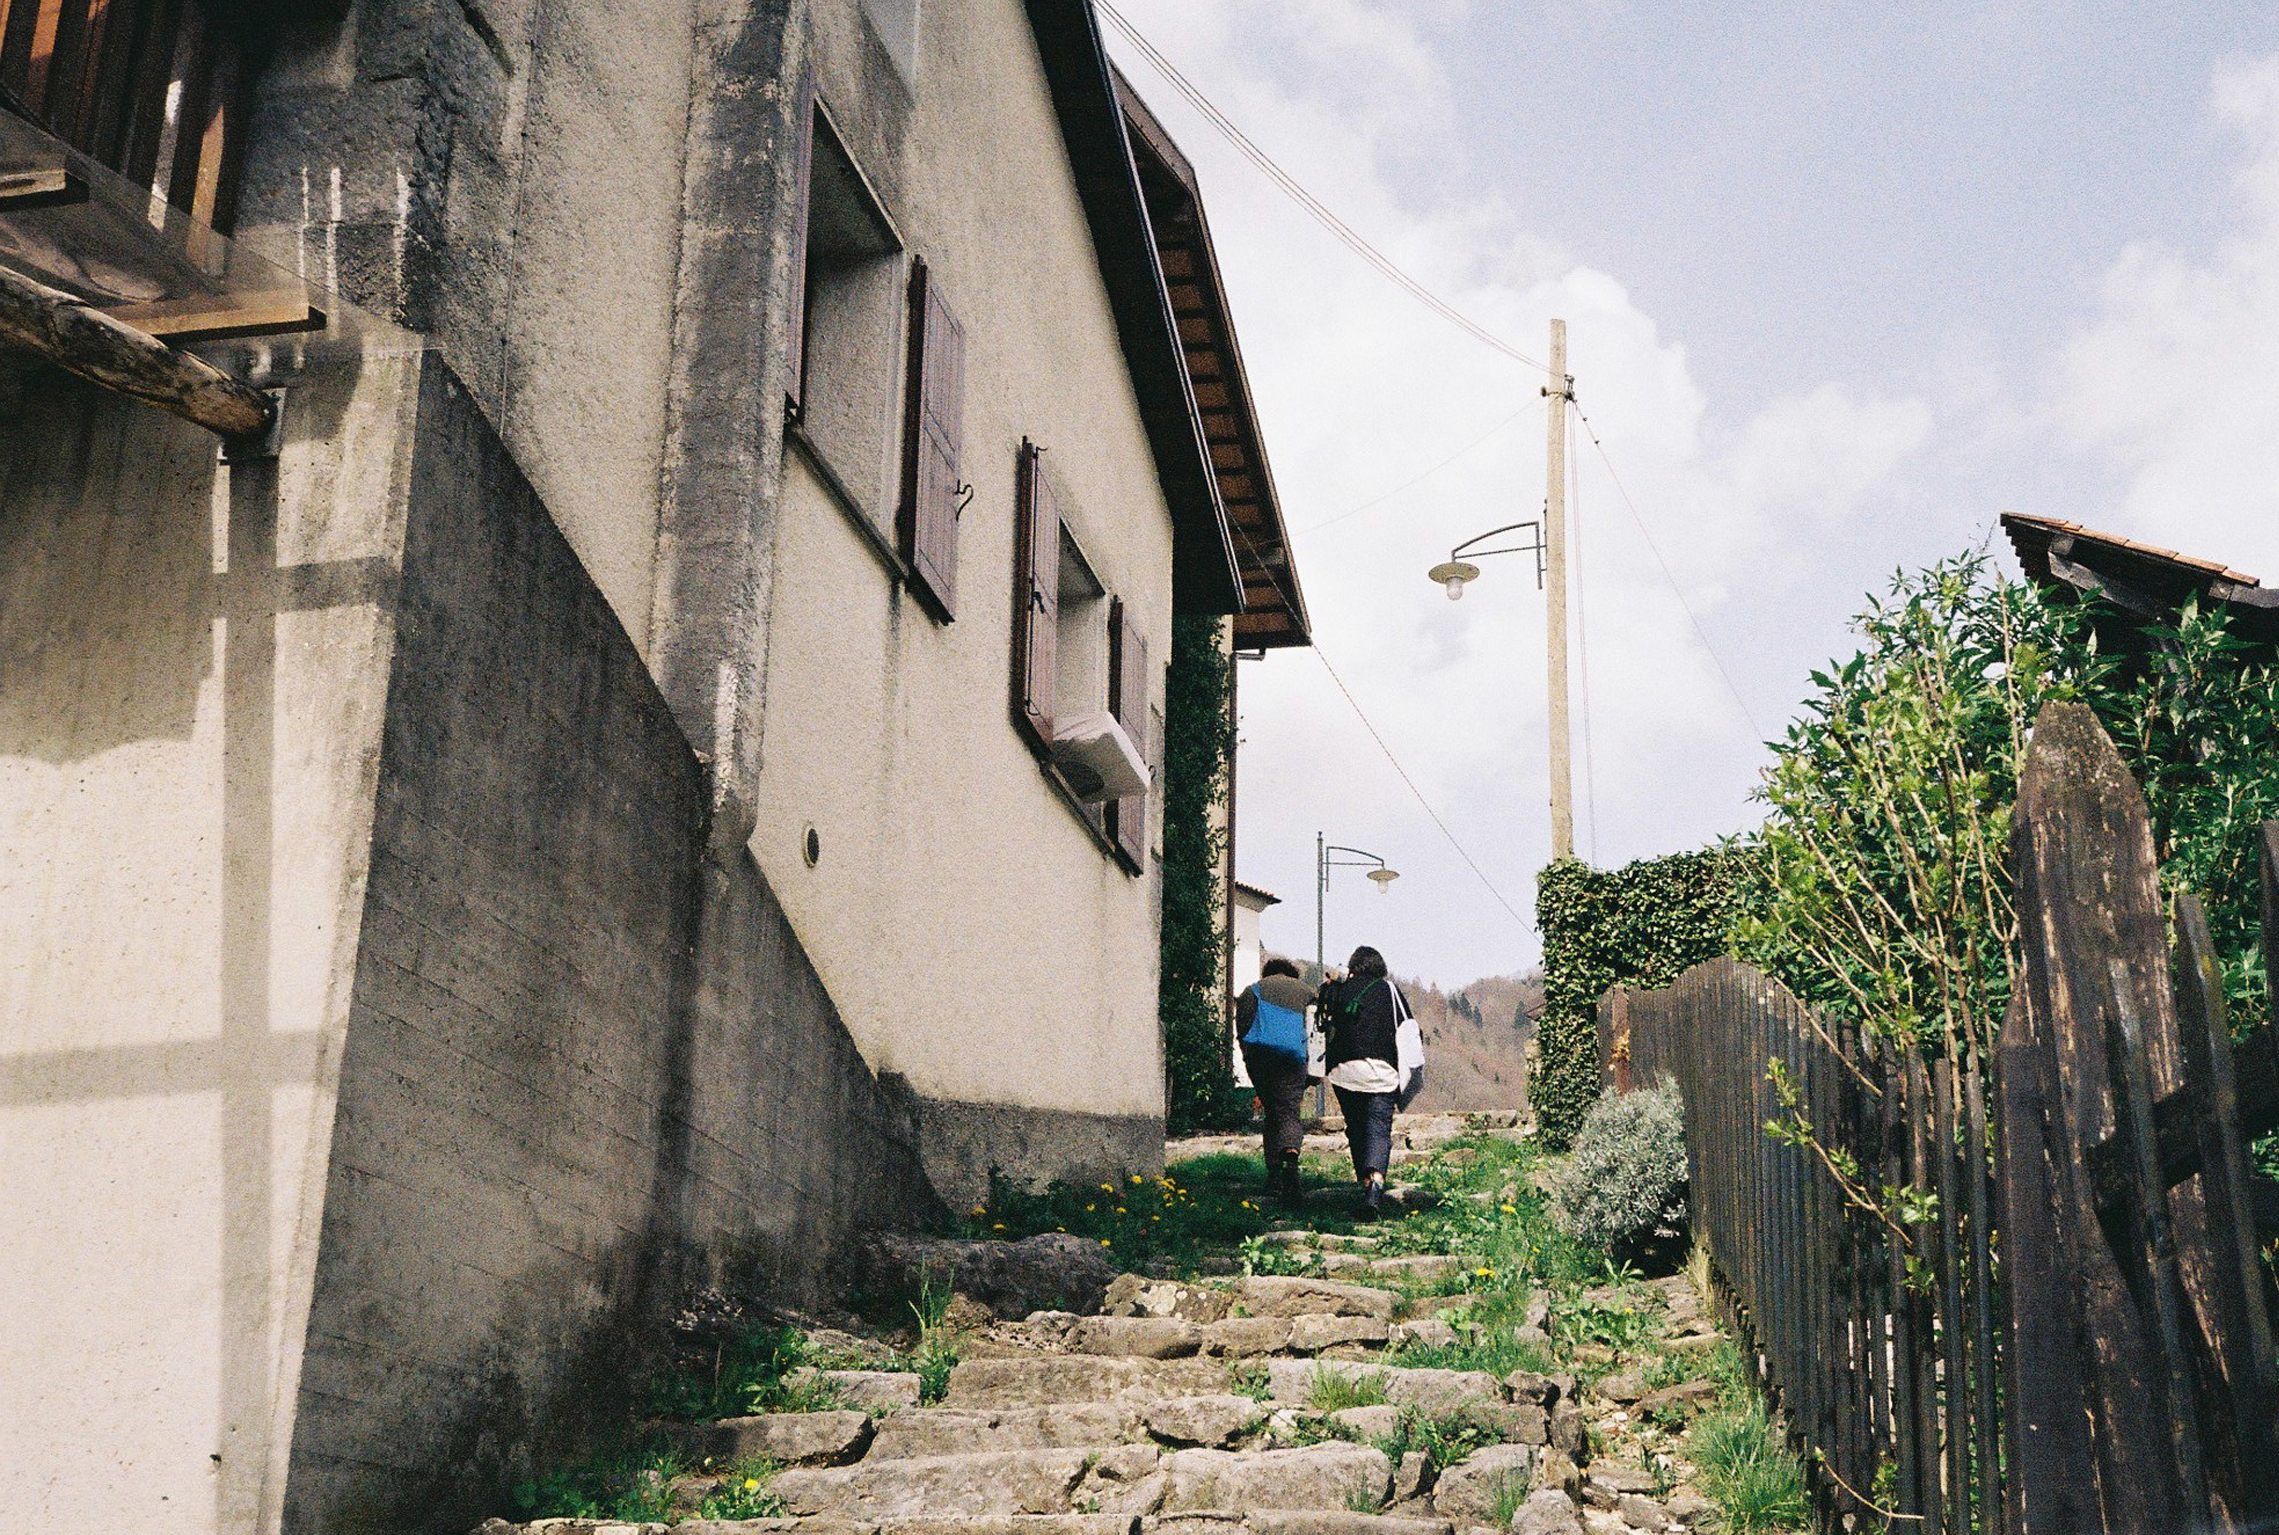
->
[[1427, 560, 1479, 601]]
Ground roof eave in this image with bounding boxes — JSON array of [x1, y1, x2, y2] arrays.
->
[[1024, 0, 1243, 617]]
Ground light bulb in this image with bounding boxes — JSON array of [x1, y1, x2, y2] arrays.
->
[[1444, 576, 1465, 601]]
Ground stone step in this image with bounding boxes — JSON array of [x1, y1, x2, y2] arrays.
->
[[865, 1404, 1141, 1460], [944, 1355, 1234, 1408], [478, 1512, 1462, 1535], [1260, 1361, 1508, 1418], [1156, 1443, 1392, 1515], [771, 1449, 1103, 1521], [1230, 1277, 1398, 1321]]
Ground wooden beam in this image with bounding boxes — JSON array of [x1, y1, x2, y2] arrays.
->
[[0, 260, 270, 437], [0, 165, 85, 209], [104, 288, 324, 343]]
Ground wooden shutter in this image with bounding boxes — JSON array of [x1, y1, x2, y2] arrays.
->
[[1012, 440, 1058, 756], [1107, 597, 1149, 869], [783, 71, 817, 414], [901, 256, 966, 619]]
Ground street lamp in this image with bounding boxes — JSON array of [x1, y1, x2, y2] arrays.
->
[[1316, 834, 1399, 1114], [1428, 521, 1544, 601]]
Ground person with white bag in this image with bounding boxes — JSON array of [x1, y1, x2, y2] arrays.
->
[[1319, 945, 1424, 1220]]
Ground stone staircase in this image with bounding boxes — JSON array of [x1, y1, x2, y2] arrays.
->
[[478, 1241, 1700, 1535]]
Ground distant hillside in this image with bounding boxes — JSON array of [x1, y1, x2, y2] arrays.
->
[[1278, 958, 1541, 1115], [1401, 971, 1540, 1114]]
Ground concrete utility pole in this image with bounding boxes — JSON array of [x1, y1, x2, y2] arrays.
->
[[1543, 319, 1576, 861]]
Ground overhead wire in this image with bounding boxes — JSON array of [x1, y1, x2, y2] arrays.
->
[[1569, 400, 1600, 864], [1571, 400, 1767, 739], [1222, 512, 1530, 930], [1102, 1, 1767, 881], [1297, 406, 1530, 537], [1096, 0, 1547, 375]]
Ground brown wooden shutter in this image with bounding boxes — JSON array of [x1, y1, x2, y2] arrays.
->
[[1012, 440, 1058, 756], [783, 70, 817, 414], [901, 256, 966, 619], [1107, 597, 1149, 869]]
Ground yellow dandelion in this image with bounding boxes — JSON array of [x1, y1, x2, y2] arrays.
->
[[1499, 1203, 1517, 1215], [743, 1479, 760, 1492], [1100, 1238, 1113, 1247], [1115, 1206, 1127, 1215], [1474, 1265, 1495, 1278], [992, 1222, 1007, 1231], [1086, 1203, 1096, 1212], [1101, 1183, 1116, 1193], [972, 1204, 988, 1216]]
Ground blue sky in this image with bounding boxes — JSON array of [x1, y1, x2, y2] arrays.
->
[[1105, 3, 2279, 987]]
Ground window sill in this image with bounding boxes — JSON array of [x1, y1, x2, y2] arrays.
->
[[1027, 731, 1147, 878], [785, 413, 909, 590]]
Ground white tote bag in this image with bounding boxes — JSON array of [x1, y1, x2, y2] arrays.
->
[[1392, 982, 1425, 1076]]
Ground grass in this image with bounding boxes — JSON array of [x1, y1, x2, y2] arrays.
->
[[1487, 1469, 1535, 1525], [1690, 1402, 1810, 1533], [1305, 1363, 1391, 1410], [512, 1440, 692, 1523]]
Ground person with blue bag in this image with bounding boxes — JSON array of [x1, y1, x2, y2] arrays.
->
[[1235, 957, 1319, 1208]]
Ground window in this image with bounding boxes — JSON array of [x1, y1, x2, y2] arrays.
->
[[1013, 441, 1153, 870], [788, 96, 908, 528]]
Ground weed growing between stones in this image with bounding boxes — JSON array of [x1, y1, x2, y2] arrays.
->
[[644, 1323, 822, 1422], [692, 1456, 787, 1520], [906, 1273, 961, 1405], [1305, 1362, 1392, 1411], [1689, 1401, 1809, 1532], [511, 1441, 691, 1523], [1487, 1468, 1535, 1526]]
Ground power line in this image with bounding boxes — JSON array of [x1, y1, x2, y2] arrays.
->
[[1297, 407, 1530, 537], [1222, 512, 1530, 930], [1569, 401, 1600, 864], [1571, 401, 1767, 738], [1097, 1, 1547, 375]]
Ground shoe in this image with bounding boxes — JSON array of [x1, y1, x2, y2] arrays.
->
[[1275, 1153, 1304, 1209], [1354, 1178, 1384, 1222]]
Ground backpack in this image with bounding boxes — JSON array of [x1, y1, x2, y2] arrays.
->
[[1240, 986, 1309, 1062]]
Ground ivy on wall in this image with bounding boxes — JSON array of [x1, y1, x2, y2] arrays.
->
[[1159, 615, 1248, 1135], [1534, 849, 1746, 1150]]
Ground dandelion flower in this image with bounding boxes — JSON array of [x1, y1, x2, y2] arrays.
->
[[1499, 1203, 1517, 1215], [972, 1204, 988, 1216], [743, 1479, 760, 1492], [1131, 1174, 1144, 1185], [1100, 1238, 1112, 1248], [992, 1222, 1007, 1231]]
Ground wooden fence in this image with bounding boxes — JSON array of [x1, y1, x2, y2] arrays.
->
[[1599, 702, 2279, 1535]]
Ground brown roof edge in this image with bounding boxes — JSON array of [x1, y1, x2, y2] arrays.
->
[[1114, 66, 1312, 649], [2001, 511, 2279, 640]]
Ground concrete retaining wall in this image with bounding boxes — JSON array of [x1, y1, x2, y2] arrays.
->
[[0, 353, 942, 1535]]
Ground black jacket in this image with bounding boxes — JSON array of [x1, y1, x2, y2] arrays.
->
[[1323, 976, 1402, 1072]]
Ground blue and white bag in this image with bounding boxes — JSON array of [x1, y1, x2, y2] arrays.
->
[[1240, 988, 1309, 1063]]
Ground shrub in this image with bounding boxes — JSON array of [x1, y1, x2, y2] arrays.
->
[[1552, 1081, 1687, 1258], [1535, 851, 1744, 1149]]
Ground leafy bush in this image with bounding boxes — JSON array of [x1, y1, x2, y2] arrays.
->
[[1536, 851, 1745, 1149], [1159, 615, 1249, 1134], [1552, 1081, 1687, 1257]]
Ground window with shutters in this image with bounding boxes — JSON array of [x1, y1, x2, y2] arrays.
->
[[1013, 441, 1153, 873], [786, 96, 906, 533]]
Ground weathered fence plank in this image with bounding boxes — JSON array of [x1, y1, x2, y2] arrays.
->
[[1603, 700, 2279, 1534]]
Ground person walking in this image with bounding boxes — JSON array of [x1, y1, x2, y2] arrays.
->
[[1320, 945, 1416, 1220], [1235, 957, 1318, 1208]]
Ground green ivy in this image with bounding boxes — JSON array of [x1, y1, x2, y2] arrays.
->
[[1535, 849, 1746, 1150], [1159, 615, 1248, 1135]]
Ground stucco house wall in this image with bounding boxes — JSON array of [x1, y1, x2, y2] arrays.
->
[[755, 0, 1175, 1201]]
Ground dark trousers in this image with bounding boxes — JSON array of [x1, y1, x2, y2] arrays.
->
[[1334, 1085, 1398, 1179], [1242, 1044, 1310, 1161]]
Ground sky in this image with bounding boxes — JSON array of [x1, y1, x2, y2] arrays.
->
[[1101, 2, 2279, 989]]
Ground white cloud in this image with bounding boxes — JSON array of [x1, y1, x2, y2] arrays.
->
[[2050, 53, 2279, 577], [1110, 0, 1936, 984]]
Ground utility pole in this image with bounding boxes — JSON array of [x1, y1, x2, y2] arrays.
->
[[1542, 319, 1575, 862]]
